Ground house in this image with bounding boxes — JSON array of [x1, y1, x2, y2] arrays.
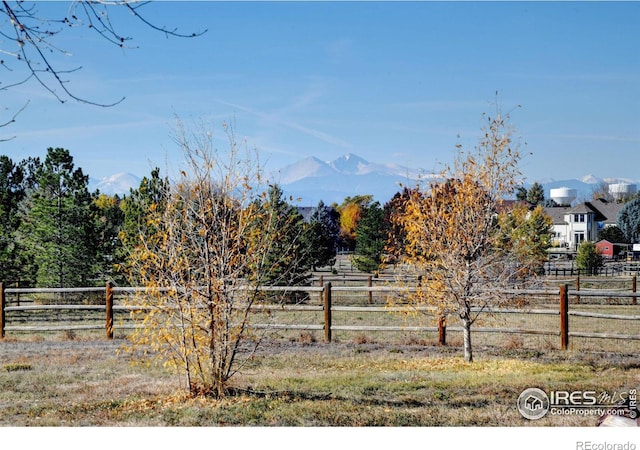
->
[[544, 199, 625, 253]]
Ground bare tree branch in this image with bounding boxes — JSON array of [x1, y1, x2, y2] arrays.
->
[[0, 99, 28, 141], [0, 1, 206, 130]]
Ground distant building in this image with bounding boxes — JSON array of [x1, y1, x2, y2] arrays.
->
[[595, 239, 630, 259], [543, 199, 624, 252]]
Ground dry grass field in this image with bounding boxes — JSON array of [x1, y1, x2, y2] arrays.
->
[[1, 335, 639, 427], [2, 273, 639, 427]]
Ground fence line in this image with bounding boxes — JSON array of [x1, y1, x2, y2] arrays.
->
[[545, 265, 640, 277], [1, 281, 639, 349]]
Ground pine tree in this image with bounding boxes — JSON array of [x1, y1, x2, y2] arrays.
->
[[618, 198, 640, 244], [117, 167, 169, 279], [0, 156, 27, 283], [255, 185, 310, 291], [526, 182, 545, 206], [302, 200, 340, 270], [352, 201, 386, 273], [93, 193, 125, 283], [18, 148, 97, 287]]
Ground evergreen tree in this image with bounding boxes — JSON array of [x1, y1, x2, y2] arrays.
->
[[598, 225, 629, 244], [495, 204, 553, 276], [18, 148, 97, 287], [0, 156, 28, 283], [515, 182, 544, 206], [617, 198, 640, 244], [515, 186, 528, 202], [352, 201, 386, 273], [118, 167, 169, 276], [576, 241, 604, 275], [302, 200, 340, 270], [526, 182, 545, 206], [94, 193, 125, 283], [254, 185, 311, 294]]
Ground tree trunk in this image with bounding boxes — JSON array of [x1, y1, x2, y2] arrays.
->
[[462, 314, 473, 363]]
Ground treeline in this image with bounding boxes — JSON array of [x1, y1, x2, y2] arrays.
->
[[0, 148, 404, 287], [0, 146, 557, 289], [0, 149, 342, 287]]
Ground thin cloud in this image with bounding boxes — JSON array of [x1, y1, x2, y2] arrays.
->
[[216, 99, 352, 149], [13, 118, 165, 140]]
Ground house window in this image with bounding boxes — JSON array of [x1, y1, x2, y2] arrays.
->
[[574, 214, 585, 223]]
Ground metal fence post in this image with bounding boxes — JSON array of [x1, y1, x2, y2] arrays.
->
[[323, 282, 332, 343], [105, 281, 114, 340], [560, 284, 569, 350]]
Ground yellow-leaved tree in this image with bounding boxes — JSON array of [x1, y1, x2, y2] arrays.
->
[[392, 107, 548, 362], [122, 119, 307, 397]]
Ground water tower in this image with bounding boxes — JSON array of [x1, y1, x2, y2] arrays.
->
[[549, 187, 577, 206], [608, 183, 637, 201]]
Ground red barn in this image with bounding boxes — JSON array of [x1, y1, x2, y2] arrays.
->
[[595, 239, 628, 259]]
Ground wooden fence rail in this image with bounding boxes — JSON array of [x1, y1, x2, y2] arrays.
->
[[1, 282, 640, 350]]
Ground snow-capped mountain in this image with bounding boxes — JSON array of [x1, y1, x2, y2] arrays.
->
[[273, 153, 429, 205], [327, 153, 369, 174], [275, 156, 339, 184], [90, 157, 640, 207], [579, 174, 638, 186], [273, 153, 423, 186], [580, 174, 601, 185], [90, 172, 141, 196]]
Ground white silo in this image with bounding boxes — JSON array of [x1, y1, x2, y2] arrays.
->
[[608, 183, 637, 200], [549, 187, 577, 206]]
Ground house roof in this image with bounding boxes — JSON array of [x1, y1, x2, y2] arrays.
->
[[543, 205, 571, 225], [543, 199, 625, 225], [590, 199, 624, 224], [596, 239, 631, 248], [568, 202, 607, 221]]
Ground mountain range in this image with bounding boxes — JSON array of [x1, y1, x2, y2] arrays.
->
[[90, 154, 640, 206], [272, 153, 428, 205]]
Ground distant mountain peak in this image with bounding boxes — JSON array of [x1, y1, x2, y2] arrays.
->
[[273, 153, 429, 204], [274, 156, 337, 185], [581, 174, 602, 184], [91, 172, 141, 196], [327, 153, 369, 174]]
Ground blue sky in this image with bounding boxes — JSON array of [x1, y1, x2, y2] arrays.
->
[[2, 1, 639, 185]]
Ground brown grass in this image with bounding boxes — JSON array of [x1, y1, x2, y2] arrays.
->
[[1, 336, 638, 426]]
